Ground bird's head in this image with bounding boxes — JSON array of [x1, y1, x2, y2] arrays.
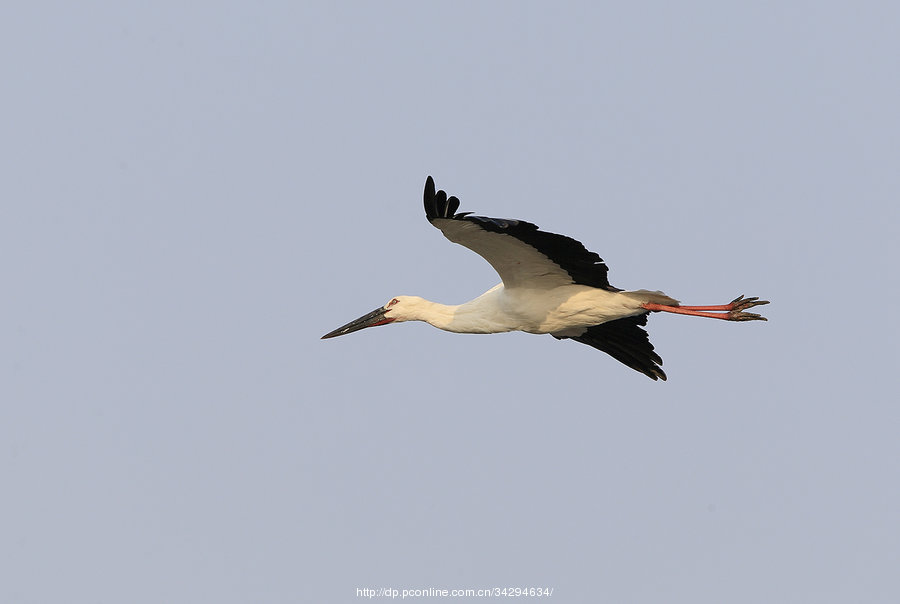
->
[[320, 296, 425, 339]]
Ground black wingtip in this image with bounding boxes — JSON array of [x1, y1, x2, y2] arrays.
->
[[447, 195, 460, 216], [424, 176, 436, 219], [423, 175, 459, 221]]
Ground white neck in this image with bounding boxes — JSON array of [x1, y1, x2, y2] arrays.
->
[[410, 299, 459, 331], [407, 287, 514, 334]]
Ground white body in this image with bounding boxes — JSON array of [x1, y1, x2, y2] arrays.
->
[[387, 285, 678, 336]]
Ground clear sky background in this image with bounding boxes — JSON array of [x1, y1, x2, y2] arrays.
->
[[2, 2, 899, 603]]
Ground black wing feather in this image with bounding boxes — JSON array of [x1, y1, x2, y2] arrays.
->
[[423, 176, 613, 290], [558, 314, 666, 381]]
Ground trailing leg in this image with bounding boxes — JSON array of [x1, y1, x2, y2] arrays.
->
[[642, 294, 769, 321]]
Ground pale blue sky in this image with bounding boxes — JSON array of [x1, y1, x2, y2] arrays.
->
[[2, 2, 899, 602]]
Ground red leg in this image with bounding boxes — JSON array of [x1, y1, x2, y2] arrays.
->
[[642, 295, 769, 321], [676, 304, 738, 311]]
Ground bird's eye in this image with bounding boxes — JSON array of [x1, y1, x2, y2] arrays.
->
[[388, 298, 398, 306]]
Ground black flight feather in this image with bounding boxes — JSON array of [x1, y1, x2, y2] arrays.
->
[[557, 314, 667, 381]]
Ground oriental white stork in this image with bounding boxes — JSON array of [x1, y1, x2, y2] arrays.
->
[[322, 176, 768, 380]]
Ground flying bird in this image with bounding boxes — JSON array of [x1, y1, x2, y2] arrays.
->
[[322, 176, 768, 380]]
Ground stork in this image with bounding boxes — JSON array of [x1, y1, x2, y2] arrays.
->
[[322, 176, 768, 380]]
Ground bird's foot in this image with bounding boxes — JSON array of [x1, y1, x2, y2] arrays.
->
[[728, 295, 770, 312], [727, 309, 768, 321], [726, 295, 769, 321]]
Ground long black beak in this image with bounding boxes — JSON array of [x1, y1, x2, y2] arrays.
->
[[321, 306, 395, 339]]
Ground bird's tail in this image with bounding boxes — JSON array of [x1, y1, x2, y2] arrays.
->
[[621, 289, 680, 307]]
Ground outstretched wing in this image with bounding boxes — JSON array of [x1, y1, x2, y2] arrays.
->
[[554, 314, 666, 381], [423, 176, 614, 290]]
